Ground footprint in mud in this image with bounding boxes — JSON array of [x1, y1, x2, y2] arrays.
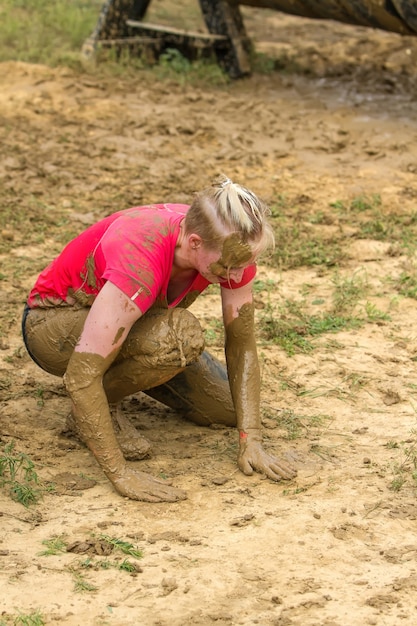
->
[[49, 471, 97, 494]]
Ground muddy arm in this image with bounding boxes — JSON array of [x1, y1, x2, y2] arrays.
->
[[64, 281, 186, 502], [222, 283, 296, 481]]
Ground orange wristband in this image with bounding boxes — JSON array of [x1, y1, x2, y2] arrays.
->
[[239, 431, 248, 440]]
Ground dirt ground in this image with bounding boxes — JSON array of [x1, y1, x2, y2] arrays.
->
[[1, 5, 417, 626]]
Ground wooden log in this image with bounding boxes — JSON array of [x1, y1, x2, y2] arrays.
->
[[82, 0, 153, 57], [236, 0, 413, 34], [126, 19, 228, 42], [199, 0, 252, 78], [392, 0, 417, 33]]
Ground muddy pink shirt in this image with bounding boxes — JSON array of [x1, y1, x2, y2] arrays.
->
[[28, 204, 256, 313]]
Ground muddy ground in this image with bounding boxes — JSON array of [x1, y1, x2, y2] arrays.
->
[[1, 5, 417, 626]]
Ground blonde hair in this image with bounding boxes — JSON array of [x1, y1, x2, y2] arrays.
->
[[184, 175, 275, 257]]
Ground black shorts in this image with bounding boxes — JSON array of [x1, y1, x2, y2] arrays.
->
[[21, 304, 44, 370]]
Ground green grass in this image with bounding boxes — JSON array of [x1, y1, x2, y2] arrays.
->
[[0, 0, 103, 65], [98, 534, 143, 559], [36, 533, 144, 593], [395, 263, 417, 299], [151, 47, 229, 85], [384, 433, 417, 493], [0, 197, 76, 256], [39, 536, 67, 556], [267, 193, 417, 274], [72, 572, 98, 593], [330, 194, 417, 251], [264, 407, 332, 440], [269, 216, 345, 269], [256, 270, 390, 356], [0, 442, 44, 506], [0, 611, 45, 626]]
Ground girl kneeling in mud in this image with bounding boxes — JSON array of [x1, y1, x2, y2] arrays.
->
[[22, 176, 297, 502]]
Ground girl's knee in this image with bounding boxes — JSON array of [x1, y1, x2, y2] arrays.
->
[[170, 308, 205, 364], [120, 307, 204, 367]]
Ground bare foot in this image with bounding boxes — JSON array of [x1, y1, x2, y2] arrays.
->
[[111, 404, 151, 460], [62, 406, 152, 461], [111, 467, 187, 502]]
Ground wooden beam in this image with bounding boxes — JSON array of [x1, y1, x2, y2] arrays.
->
[[198, 0, 251, 78], [126, 19, 228, 42]]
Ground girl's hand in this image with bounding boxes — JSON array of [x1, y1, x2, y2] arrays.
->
[[237, 429, 297, 482]]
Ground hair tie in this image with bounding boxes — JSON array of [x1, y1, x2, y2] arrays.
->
[[219, 177, 232, 188]]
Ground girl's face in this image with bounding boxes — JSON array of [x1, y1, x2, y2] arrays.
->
[[195, 233, 256, 284]]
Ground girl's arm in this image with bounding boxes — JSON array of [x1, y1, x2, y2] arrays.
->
[[64, 280, 186, 502], [221, 281, 296, 481]]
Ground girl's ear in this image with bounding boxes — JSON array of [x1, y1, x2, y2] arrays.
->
[[189, 234, 203, 250]]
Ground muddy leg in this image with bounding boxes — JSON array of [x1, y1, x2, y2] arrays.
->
[[63, 403, 152, 460], [24, 306, 205, 453], [110, 403, 152, 460], [24, 306, 89, 377], [145, 350, 237, 427], [103, 307, 205, 401]]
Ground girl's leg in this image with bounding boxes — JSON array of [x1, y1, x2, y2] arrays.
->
[[145, 351, 237, 427], [23, 306, 204, 385], [24, 306, 89, 377], [103, 307, 205, 401], [23, 305, 236, 429]]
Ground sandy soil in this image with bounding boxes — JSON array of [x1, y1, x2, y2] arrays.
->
[[1, 6, 417, 626]]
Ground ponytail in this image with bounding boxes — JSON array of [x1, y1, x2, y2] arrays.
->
[[185, 175, 275, 256]]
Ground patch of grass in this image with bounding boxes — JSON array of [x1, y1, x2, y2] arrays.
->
[[270, 220, 345, 269], [385, 433, 417, 493], [250, 50, 276, 75], [265, 408, 332, 440], [268, 196, 345, 270], [258, 296, 362, 356], [329, 194, 382, 215], [0, 197, 74, 256], [151, 48, 229, 86], [0, 442, 44, 507], [253, 278, 276, 293], [72, 571, 98, 593], [331, 270, 367, 313], [204, 318, 224, 346], [257, 270, 389, 356], [39, 536, 67, 556], [395, 262, 417, 299], [0, 0, 103, 65], [36, 534, 143, 595], [0, 611, 46, 626], [268, 193, 417, 274], [15, 614, 45, 626], [118, 558, 138, 572], [98, 534, 143, 559], [80, 554, 141, 575], [364, 301, 391, 323], [331, 195, 417, 251]]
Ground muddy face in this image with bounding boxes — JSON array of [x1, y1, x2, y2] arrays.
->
[[209, 233, 253, 280]]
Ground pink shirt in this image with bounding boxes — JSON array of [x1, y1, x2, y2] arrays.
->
[[28, 204, 256, 313]]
